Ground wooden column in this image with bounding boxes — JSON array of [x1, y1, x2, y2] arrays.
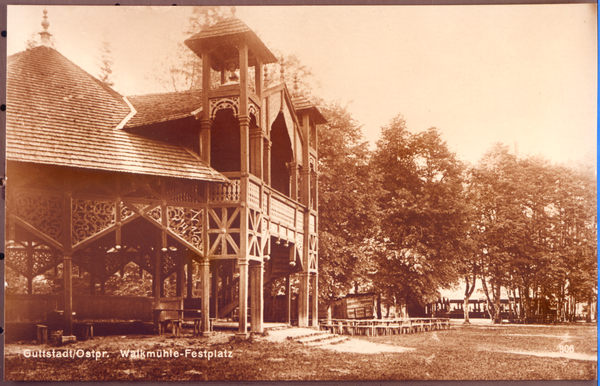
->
[[61, 190, 74, 337], [200, 259, 211, 335], [250, 126, 263, 179], [187, 260, 194, 298], [239, 45, 250, 175], [285, 274, 292, 325], [311, 273, 318, 327], [290, 162, 298, 201], [200, 53, 212, 164], [298, 272, 309, 327], [255, 60, 263, 98], [250, 261, 264, 333], [264, 139, 272, 186], [210, 261, 218, 318], [176, 252, 185, 298], [237, 260, 249, 338], [63, 253, 73, 336], [154, 242, 161, 306]]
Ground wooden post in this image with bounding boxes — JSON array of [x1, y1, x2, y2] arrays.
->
[[250, 126, 263, 180], [187, 260, 194, 298], [311, 273, 318, 327], [237, 260, 249, 338], [200, 52, 211, 164], [264, 139, 272, 186], [298, 272, 309, 327], [250, 261, 264, 333], [285, 274, 292, 325], [176, 251, 184, 298], [255, 59, 263, 98], [154, 242, 161, 306], [210, 261, 218, 318], [200, 259, 211, 335], [63, 254, 73, 336]]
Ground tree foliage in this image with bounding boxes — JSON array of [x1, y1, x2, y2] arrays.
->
[[317, 101, 380, 301], [468, 143, 597, 322], [372, 116, 468, 309]]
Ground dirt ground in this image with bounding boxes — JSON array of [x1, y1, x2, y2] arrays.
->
[[4, 322, 597, 381]]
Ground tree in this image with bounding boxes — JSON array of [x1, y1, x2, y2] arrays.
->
[[468, 143, 597, 323], [98, 40, 115, 87], [317, 101, 380, 308], [150, 6, 230, 92], [373, 115, 468, 314]]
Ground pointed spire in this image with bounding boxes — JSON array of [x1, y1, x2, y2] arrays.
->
[[230, 6, 237, 18], [39, 9, 52, 47]]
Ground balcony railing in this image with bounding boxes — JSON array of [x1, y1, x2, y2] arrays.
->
[[208, 174, 312, 235]]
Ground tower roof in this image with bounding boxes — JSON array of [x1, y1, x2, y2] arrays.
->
[[292, 94, 327, 125], [184, 15, 277, 70]]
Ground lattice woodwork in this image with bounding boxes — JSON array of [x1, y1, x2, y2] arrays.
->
[[162, 252, 177, 277], [210, 181, 240, 203], [296, 232, 303, 256], [248, 181, 261, 208], [4, 242, 58, 280], [268, 94, 281, 128], [121, 205, 135, 221], [282, 103, 294, 138], [210, 97, 240, 119], [14, 194, 63, 242], [167, 206, 203, 249], [271, 197, 295, 227], [248, 101, 259, 122], [147, 206, 162, 223], [71, 199, 116, 244]]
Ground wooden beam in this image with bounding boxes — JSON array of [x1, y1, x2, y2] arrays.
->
[[11, 215, 63, 251]]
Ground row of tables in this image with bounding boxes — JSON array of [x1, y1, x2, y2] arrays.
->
[[320, 317, 451, 336]]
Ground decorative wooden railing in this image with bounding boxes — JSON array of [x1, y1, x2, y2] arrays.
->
[[208, 175, 312, 237]]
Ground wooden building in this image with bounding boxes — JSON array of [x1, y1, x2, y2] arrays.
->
[[5, 10, 324, 339]]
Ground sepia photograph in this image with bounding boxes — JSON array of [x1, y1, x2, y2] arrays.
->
[[3, 3, 597, 382]]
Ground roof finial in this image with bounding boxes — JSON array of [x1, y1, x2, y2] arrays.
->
[[280, 56, 285, 83], [294, 74, 299, 94], [231, 6, 237, 17], [39, 8, 52, 47], [264, 66, 269, 88]]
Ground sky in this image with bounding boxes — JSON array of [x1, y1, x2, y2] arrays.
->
[[7, 4, 597, 166]]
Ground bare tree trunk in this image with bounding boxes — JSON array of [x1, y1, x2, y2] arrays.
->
[[463, 273, 476, 324]]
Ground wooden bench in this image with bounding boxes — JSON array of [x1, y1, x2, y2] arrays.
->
[[153, 309, 184, 337]]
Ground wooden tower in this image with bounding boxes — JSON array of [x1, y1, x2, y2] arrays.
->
[[184, 10, 325, 337]]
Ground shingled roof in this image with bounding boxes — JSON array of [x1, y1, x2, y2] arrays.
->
[[125, 90, 203, 129], [185, 16, 277, 66], [292, 94, 327, 125], [7, 45, 226, 182]]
